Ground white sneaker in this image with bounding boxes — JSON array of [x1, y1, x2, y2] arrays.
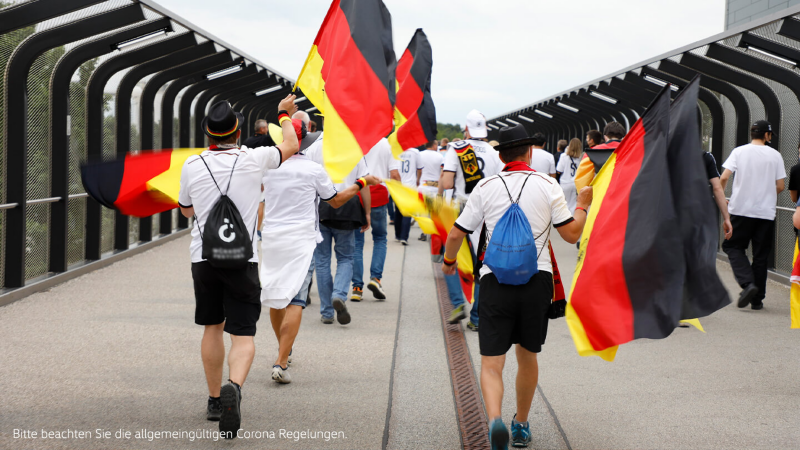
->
[[400, 240, 408, 246], [272, 365, 291, 384]]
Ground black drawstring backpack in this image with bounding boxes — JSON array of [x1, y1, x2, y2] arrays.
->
[[195, 154, 254, 269]]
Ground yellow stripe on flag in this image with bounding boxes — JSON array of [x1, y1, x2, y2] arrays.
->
[[387, 79, 408, 159], [294, 45, 326, 113], [791, 238, 800, 329], [385, 180, 427, 217], [322, 99, 364, 183], [679, 318, 705, 333], [566, 152, 619, 361], [457, 238, 472, 277], [146, 148, 205, 203], [415, 216, 438, 235]]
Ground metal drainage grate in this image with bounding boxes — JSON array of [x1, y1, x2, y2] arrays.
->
[[433, 262, 490, 450]]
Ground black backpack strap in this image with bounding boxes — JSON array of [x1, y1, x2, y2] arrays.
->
[[496, 174, 514, 203], [224, 154, 240, 195], [197, 155, 222, 195], [515, 173, 533, 203]]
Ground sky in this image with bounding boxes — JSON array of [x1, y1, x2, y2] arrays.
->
[[153, 0, 727, 125]]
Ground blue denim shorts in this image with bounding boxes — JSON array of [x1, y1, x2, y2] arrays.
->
[[289, 261, 314, 309]]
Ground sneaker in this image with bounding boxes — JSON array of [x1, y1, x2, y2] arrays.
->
[[389, 220, 395, 225], [489, 418, 509, 450], [272, 365, 291, 384], [332, 298, 351, 325], [400, 240, 408, 246], [368, 278, 386, 300], [751, 301, 764, 310], [288, 348, 292, 366], [448, 304, 467, 324], [418, 233, 427, 242], [737, 284, 758, 308], [511, 414, 531, 448], [321, 316, 334, 324], [207, 396, 222, 421], [219, 382, 241, 438], [350, 287, 363, 302], [467, 321, 479, 332]]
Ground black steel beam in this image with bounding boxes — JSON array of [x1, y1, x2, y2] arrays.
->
[[0, 0, 106, 34], [659, 59, 750, 146], [46, 5, 148, 273], [595, 81, 649, 116], [560, 93, 611, 129], [574, 88, 639, 129], [193, 69, 265, 148], [3, 4, 147, 287], [84, 31, 194, 260]]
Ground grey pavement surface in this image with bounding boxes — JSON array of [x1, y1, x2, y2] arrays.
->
[[2, 218, 800, 450]]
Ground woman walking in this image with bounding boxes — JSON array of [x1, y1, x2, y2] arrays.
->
[[556, 138, 583, 213]]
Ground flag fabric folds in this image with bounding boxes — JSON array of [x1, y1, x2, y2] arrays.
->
[[388, 29, 437, 158], [295, 0, 396, 182], [566, 77, 729, 362], [791, 238, 800, 329], [81, 149, 203, 218]]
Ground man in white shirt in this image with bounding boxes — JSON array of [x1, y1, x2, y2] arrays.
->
[[528, 133, 556, 177], [438, 110, 503, 331], [441, 124, 592, 449], [351, 138, 400, 301], [261, 120, 380, 384], [720, 120, 786, 310], [395, 146, 422, 244], [416, 141, 445, 242], [178, 97, 299, 437]]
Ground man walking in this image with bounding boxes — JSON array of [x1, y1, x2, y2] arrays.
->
[[351, 138, 400, 302], [178, 96, 299, 437], [395, 146, 421, 245], [261, 117, 380, 383], [720, 121, 786, 310], [442, 124, 592, 449], [439, 109, 503, 331], [575, 122, 626, 191], [528, 132, 556, 177]]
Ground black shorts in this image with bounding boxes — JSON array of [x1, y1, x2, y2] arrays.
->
[[478, 271, 553, 356], [191, 262, 262, 336]]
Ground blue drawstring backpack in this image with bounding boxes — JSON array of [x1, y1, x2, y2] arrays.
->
[[483, 174, 547, 285]]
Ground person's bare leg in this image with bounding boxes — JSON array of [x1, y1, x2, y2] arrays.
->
[[270, 307, 286, 342], [275, 305, 303, 367], [480, 354, 506, 420], [228, 335, 255, 386], [514, 344, 539, 422], [201, 323, 225, 397]]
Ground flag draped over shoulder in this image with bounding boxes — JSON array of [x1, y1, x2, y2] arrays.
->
[[791, 238, 800, 328], [566, 77, 729, 362], [81, 149, 203, 217], [387, 29, 437, 158], [295, 0, 396, 183]]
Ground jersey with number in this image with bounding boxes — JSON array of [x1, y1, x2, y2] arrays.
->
[[399, 148, 420, 187], [443, 139, 502, 202]]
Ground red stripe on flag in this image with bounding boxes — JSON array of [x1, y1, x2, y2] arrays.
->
[[396, 49, 413, 85], [115, 151, 173, 217]]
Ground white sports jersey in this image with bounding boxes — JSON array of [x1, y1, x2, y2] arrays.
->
[[442, 139, 503, 202], [399, 148, 421, 187]]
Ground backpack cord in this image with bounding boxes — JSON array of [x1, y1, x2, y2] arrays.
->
[[193, 153, 242, 242], [496, 173, 550, 261]]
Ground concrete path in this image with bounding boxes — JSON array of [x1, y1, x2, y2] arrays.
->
[[1, 219, 799, 450]]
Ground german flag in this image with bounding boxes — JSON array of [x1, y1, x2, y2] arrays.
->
[[790, 238, 800, 328], [295, 0, 396, 182], [388, 29, 437, 158], [566, 78, 729, 361], [81, 149, 203, 218]]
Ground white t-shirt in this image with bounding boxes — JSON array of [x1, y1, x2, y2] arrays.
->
[[443, 139, 503, 201], [722, 143, 786, 220], [556, 153, 581, 185], [261, 154, 337, 231], [179, 146, 282, 263], [398, 148, 421, 187], [455, 171, 573, 276], [305, 133, 369, 190], [529, 148, 556, 175], [418, 149, 444, 187], [364, 138, 400, 180]]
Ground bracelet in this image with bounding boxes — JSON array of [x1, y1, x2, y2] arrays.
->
[[575, 206, 587, 214], [278, 114, 291, 126], [354, 177, 366, 189], [277, 109, 289, 117], [443, 255, 457, 266]]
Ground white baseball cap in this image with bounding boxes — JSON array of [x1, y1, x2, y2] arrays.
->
[[465, 109, 488, 139]]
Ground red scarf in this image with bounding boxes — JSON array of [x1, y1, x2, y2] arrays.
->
[[499, 160, 565, 303]]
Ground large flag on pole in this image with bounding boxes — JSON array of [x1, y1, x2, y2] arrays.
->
[[387, 29, 437, 158], [295, 0, 396, 182], [566, 77, 729, 362]]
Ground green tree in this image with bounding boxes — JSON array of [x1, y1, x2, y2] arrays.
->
[[436, 123, 463, 141]]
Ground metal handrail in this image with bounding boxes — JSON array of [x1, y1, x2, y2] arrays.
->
[[0, 193, 89, 210]]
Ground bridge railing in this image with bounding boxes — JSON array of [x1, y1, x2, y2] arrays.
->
[[0, 0, 314, 298]]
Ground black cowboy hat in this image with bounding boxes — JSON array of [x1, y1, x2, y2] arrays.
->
[[493, 124, 537, 151], [201, 101, 244, 139]]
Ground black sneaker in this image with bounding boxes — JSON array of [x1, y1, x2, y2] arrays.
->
[[332, 298, 351, 325], [207, 397, 222, 421], [751, 301, 764, 310], [219, 382, 241, 439], [737, 284, 758, 308]]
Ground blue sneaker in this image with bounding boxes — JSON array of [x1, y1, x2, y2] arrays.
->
[[511, 414, 531, 447], [489, 418, 509, 450]]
